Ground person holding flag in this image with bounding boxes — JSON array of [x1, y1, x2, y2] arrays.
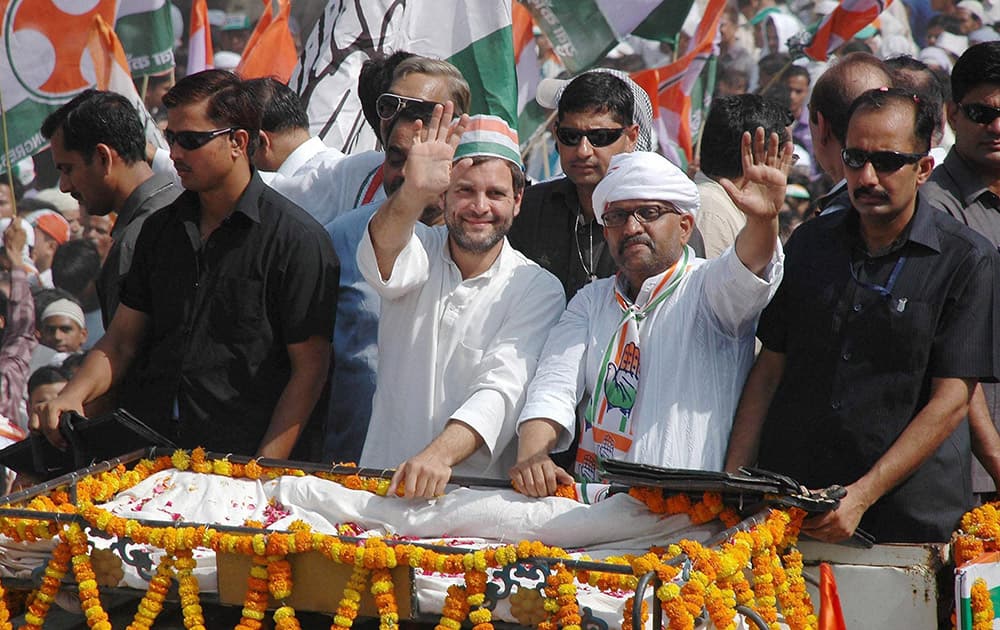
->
[[511, 131, 790, 497]]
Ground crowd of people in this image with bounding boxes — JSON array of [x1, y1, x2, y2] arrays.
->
[[1, 0, 1000, 548]]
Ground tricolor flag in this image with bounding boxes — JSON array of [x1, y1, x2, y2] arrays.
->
[[0, 0, 118, 172], [803, 0, 893, 61], [236, 0, 298, 82], [187, 0, 214, 76], [519, 0, 693, 74], [87, 15, 167, 150], [114, 0, 176, 78], [633, 0, 725, 168], [290, 0, 516, 155]]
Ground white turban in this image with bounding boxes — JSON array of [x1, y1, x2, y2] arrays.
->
[[591, 152, 700, 226]]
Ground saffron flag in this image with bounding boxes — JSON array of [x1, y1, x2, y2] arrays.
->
[[632, 0, 725, 168], [290, 0, 516, 154], [87, 15, 167, 150], [236, 0, 298, 82], [818, 563, 847, 630], [0, 0, 118, 172], [519, 0, 694, 74], [187, 0, 214, 76], [114, 0, 175, 77], [803, 0, 893, 61]]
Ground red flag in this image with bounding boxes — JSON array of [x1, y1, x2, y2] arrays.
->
[[631, 0, 726, 167], [819, 562, 847, 630], [187, 0, 214, 75], [804, 0, 893, 61], [236, 0, 297, 82]]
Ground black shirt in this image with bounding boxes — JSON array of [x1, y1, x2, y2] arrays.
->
[[756, 198, 1000, 543], [119, 172, 339, 455], [509, 177, 618, 300], [98, 172, 180, 328]]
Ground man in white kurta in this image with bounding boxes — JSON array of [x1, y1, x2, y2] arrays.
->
[[358, 110, 565, 498], [512, 143, 792, 496]]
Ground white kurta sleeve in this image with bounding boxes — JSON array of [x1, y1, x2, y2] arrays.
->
[[517, 281, 598, 453], [450, 269, 566, 462], [356, 218, 430, 300], [702, 240, 784, 337]]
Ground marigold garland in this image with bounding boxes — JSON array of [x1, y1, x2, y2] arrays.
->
[[0, 449, 823, 630], [63, 523, 112, 630], [972, 577, 995, 630], [126, 554, 173, 630]]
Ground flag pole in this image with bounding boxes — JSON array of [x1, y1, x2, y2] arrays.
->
[[140, 74, 149, 100], [0, 84, 18, 201]]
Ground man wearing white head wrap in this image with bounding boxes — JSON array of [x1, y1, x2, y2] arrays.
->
[[358, 107, 565, 498], [512, 132, 791, 496], [510, 70, 667, 301]]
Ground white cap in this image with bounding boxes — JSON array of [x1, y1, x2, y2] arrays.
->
[[213, 51, 241, 71], [958, 0, 987, 23], [41, 298, 86, 330], [935, 31, 969, 58]]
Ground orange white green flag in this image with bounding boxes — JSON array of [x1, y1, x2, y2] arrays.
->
[[632, 0, 726, 169], [0, 0, 119, 171], [803, 0, 893, 61], [87, 14, 167, 150], [519, 0, 694, 75], [236, 0, 298, 82], [290, 0, 516, 155], [186, 0, 213, 75]]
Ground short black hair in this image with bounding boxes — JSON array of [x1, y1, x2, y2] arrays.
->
[[244, 77, 309, 132], [782, 64, 810, 84], [701, 94, 793, 179], [846, 87, 936, 153], [51, 239, 101, 299], [40, 90, 146, 164], [952, 42, 1000, 103], [163, 70, 261, 157], [557, 71, 633, 126], [28, 365, 68, 396], [886, 56, 944, 123], [358, 51, 416, 136]]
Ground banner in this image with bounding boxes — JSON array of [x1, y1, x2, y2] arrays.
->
[[632, 0, 724, 169], [803, 0, 893, 61], [0, 0, 119, 172], [236, 0, 297, 82], [114, 0, 175, 77], [519, 0, 693, 75], [290, 0, 516, 155]]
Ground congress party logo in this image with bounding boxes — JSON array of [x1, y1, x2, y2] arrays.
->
[[4, 0, 118, 103]]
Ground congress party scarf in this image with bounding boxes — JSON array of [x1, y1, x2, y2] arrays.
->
[[575, 246, 692, 480]]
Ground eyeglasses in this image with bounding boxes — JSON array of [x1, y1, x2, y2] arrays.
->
[[602, 204, 682, 228], [164, 127, 235, 150], [841, 148, 926, 173], [376, 93, 440, 122], [960, 103, 1000, 125], [554, 126, 628, 147]]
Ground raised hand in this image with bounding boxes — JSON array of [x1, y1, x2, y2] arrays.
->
[[400, 101, 471, 199], [2, 219, 26, 271], [719, 127, 794, 221]]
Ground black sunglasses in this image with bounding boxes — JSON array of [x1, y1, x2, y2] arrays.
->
[[960, 103, 1000, 125], [554, 126, 627, 147], [841, 147, 926, 173], [164, 127, 235, 151], [376, 93, 439, 123], [602, 204, 682, 228]]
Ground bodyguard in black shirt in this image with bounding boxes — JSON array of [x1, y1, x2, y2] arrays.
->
[[32, 70, 339, 459], [725, 88, 1000, 543]]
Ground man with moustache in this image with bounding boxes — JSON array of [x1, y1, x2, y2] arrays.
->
[[41, 90, 180, 327], [323, 56, 470, 463], [512, 135, 789, 496], [33, 70, 339, 460], [725, 88, 1000, 543], [358, 107, 564, 498]]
